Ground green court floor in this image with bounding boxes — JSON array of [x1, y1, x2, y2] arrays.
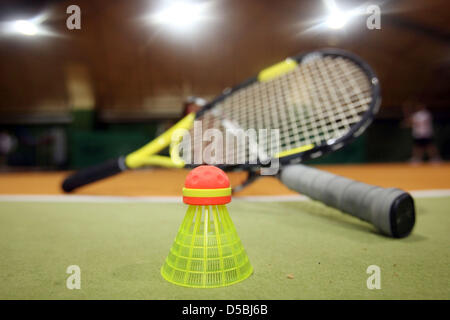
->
[[0, 197, 449, 299]]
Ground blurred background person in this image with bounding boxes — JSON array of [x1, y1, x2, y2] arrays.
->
[[155, 96, 207, 137], [182, 96, 207, 117], [403, 102, 442, 164], [0, 130, 17, 168]]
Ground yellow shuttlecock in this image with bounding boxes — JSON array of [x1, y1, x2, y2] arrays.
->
[[161, 165, 253, 288]]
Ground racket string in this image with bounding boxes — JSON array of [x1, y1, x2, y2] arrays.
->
[[186, 55, 373, 164]]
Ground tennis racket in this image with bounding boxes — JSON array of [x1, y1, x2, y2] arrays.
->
[[62, 48, 415, 238]]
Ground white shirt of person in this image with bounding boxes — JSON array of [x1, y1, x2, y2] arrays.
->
[[411, 109, 433, 139]]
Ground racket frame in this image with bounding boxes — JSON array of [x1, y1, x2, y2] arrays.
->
[[62, 49, 382, 192], [195, 48, 381, 168]]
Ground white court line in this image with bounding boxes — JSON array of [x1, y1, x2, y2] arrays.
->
[[0, 189, 450, 203], [410, 189, 450, 198]]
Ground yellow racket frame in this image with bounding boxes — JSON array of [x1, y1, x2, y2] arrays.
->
[[125, 112, 195, 169]]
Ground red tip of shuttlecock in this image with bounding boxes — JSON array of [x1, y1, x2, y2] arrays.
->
[[185, 165, 230, 189], [183, 165, 231, 205]]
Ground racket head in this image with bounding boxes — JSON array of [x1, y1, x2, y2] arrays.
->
[[184, 48, 381, 170]]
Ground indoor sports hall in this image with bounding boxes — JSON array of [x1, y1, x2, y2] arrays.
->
[[0, 0, 449, 301]]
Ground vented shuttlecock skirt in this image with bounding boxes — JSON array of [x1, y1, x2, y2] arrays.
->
[[161, 204, 253, 288]]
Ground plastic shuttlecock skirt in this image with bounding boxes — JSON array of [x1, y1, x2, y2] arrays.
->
[[161, 204, 253, 288]]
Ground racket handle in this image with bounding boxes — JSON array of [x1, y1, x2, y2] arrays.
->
[[280, 165, 415, 238], [62, 157, 127, 193]]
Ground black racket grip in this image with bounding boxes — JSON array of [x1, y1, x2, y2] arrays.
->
[[62, 157, 127, 193], [280, 165, 416, 238]]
